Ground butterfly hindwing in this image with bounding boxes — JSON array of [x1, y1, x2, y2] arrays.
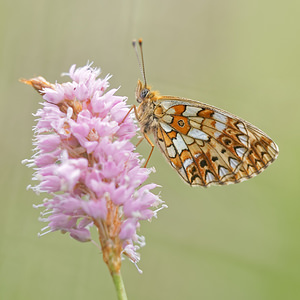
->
[[152, 97, 278, 186]]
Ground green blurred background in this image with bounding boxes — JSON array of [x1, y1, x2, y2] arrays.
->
[[1, 0, 299, 299]]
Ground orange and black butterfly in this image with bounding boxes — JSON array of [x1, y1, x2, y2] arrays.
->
[[131, 39, 279, 187]]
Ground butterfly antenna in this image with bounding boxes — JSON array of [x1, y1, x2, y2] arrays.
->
[[132, 38, 147, 87]]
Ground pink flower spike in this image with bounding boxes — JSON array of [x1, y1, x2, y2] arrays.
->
[[22, 63, 166, 274], [69, 228, 91, 242], [35, 134, 61, 153], [43, 85, 65, 104], [119, 219, 138, 240]]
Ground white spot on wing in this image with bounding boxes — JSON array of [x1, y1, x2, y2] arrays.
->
[[161, 115, 173, 124], [238, 134, 248, 146], [189, 120, 202, 129], [173, 133, 188, 154], [167, 145, 176, 158], [236, 122, 247, 134], [183, 158, 193, 169], [160, 100, 187, 110], [213, 112, 228, 123], [206, 171, 215, 182], [166, 107, 175, 114], [182, 134, 194, 145], [182, 106, 202, 117], [215, 121, 226, 132], [214, 131, 222, 138], [188, 128, 209, 141], [194, 153, 201, 159], [219, 166, 229, 177], [229, 157, 239, 169], [235, 147, 246, 158], [160, 122, 173, 133]]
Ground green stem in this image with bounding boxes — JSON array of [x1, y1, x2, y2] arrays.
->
[[111, 271, 128, 300]]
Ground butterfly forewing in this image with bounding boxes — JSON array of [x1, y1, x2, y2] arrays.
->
[[149, 97, 279, 186]]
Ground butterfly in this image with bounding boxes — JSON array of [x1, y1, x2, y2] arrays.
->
[[131, 39, 279, 187]]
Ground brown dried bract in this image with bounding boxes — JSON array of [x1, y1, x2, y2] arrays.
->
[[20, 76, 54, 94]]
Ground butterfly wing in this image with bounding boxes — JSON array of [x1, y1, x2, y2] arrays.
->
[[152, 97, 279, 186]]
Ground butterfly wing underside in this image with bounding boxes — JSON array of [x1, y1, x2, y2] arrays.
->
[[153, 97, 279, 186]]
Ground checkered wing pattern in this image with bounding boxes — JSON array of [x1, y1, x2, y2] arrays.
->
[[153, 97, 279, 186]]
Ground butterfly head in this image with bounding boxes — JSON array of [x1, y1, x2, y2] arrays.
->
[[135, 79, 150, 103]]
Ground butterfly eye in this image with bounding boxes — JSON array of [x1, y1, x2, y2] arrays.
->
[[140, 88, 149, 99]]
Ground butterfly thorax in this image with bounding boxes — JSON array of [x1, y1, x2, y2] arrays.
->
[[136, 80, 161, 134]]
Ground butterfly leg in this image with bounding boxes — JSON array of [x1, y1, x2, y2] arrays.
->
[[134, 134, 154, 167], [131, 105, 155, 167], [135, 136, 144, 147], [121, 105, 136, 124], [122, 105, 154, 167], [142, 133, 154, 168], [134, 133, 154, 167]]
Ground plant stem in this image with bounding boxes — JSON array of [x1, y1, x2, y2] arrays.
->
[[111, 271, 128, 300]]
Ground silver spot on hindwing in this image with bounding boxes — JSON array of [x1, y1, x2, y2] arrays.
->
[[188, 128, 209, 141], [215, 121, 226, 132], [219, 166, 229, 177], [161, 115, 173, 124], [235, 147, 246, 158], [167, 145, 176, 158], [160, 122, 173, 133], [237, 134, 248, 146], [236, 122, 247, 134], [182, 106, 203, 117], [206, 171, 215, 183], [213, 112, 228, 123], [183, 158, 193, 169], [182, 134, 194, 145], [229, 157, 239, 169], [173, 133, 188, 154]]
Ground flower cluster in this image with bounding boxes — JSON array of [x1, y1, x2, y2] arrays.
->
[[22, 64, 165, 272]]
